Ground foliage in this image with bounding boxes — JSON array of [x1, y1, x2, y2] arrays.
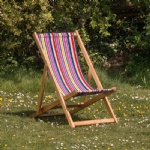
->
[[0, 0, 150, 72], [146, 13, 150, 35], [0, 0, 116, 70], [0, 0, 53, 69]]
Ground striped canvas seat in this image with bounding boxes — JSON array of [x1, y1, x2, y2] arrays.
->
[[37, 32, 114, 96]]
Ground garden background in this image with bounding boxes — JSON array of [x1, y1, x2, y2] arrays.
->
[[0, 0, 150, 150]]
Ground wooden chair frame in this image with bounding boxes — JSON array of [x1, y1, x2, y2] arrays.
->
[[31, 30, 118, 128]]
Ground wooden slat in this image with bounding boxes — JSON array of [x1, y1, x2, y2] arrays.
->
[[74, 118, 115, 126], [40, 91, 77, 113], [31, 99, 61, 117], [70, 90, 115, 115], [31, 91, 78, 117], [52, 103, 83, 109]]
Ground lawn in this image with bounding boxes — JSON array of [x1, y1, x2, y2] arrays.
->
[[0, 68, 150, 150]]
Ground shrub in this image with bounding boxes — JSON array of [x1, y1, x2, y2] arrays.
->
[[1, 0, 150, 72], [0, 0, 53, 70]]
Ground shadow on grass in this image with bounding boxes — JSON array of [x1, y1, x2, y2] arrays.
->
[[3, 110, 35, 117], [3, 110, 86, 126]]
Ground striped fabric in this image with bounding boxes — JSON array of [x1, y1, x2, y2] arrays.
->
[[37, 32, 113, 96]]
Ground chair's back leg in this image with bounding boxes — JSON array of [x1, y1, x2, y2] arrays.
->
[[104, 97, 118, 123], [36, 65, 48, 113]]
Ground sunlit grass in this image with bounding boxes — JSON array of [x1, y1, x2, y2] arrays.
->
[[0, 68, 150, 150]]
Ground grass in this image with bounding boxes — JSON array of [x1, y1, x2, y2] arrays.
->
[[0, 67, 150, 150]]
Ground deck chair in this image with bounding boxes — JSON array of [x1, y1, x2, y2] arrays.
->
[[32, 30, 118, 128]]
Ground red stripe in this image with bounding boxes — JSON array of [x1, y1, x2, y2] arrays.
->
[[70, 33, 93, 90], [52, 33, 72, 92]]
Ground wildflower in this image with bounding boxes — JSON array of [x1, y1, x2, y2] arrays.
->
[[34, 95, 38, 98], [7, 99, 12, 102], [47, 95, 53, 99], [123, 113, 127, 117], [6, 104, 10, 107], [0, 97, 2, 101], [117, 107, 121, 111]]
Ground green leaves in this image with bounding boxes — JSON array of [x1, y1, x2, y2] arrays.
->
[[145, 14, 150, 35], [0, 0, 150, 71], [0, 0, 53, 68]]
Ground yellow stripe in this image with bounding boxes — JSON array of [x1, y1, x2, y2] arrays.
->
[[59, 33, 81, 92], [40, 34, 49, 62], [50, 33, 71, 94], [68, 33, 92, 92], [40, 34, 65, 95]]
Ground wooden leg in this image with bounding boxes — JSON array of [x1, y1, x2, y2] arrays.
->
[[59, 97, 75, 128], [69, 91, 117, 127], [103, 97, 118, 123], [36, 65, 48, 113]]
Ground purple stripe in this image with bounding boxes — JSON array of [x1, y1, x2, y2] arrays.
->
[[37, 32, 111, 96], [52, 33, 72, 94], [61, 33, 82, 91], [63, 34, 85, 91], [66, 33, 95, 91], [45, 33, 69, 95], [57, 34, 75, 91], [66, 34, 89, 90]]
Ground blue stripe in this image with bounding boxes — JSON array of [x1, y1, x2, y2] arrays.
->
[[66, 33, 90, 91], [47, 33, 70, 95], [58, 33, 75, 91]]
